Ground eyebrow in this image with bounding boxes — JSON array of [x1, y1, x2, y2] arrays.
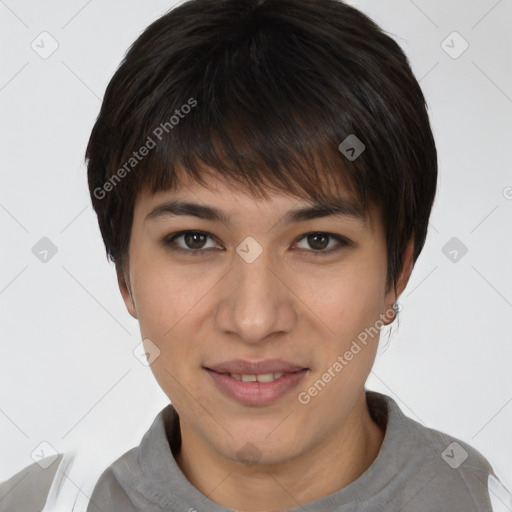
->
[[145, 198, 366, 225]]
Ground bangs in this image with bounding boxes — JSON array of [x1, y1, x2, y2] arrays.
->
[[133, 104, 369, 212], [106, 9, 380, 215]]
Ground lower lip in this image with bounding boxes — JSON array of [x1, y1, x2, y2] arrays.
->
[[205, 368, 308, 405]]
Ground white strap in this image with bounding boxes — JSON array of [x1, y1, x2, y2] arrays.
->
[[488, 474, 512, 512], [40, 451, 94, 512]]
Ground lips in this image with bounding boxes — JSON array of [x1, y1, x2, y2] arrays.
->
[[204, 359, 308, 375], [204, 359, 309, 405]]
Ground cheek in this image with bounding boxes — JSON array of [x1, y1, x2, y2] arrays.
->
[[308, 261, 386, 335], [300, 255, 387, 392], [132, 277, 204, 410], [128, 256, 216, 395], [130, 253, 210, 339]]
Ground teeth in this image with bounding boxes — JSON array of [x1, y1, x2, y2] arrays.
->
[[230, 372, 285, 382]]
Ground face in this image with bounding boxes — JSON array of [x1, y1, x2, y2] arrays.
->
[[119, 169, 413, 466]]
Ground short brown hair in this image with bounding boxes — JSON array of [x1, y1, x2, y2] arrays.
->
[[86, 0, 437, 296]]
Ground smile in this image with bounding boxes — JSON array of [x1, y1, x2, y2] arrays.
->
[[205, 368, 309, 405]]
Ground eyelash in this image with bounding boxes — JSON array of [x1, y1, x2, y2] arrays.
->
[[160, 230, 351, 256]]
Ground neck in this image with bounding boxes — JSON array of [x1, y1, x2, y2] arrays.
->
[[175, 391, 384, 512]]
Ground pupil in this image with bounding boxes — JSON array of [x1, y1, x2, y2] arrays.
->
[[185, 232, 206, 249], [309, 233, 328, 250]]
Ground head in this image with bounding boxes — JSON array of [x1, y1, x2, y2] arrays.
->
[[86, 0, 436, 466]]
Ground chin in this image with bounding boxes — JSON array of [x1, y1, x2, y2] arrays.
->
[[211, 427, 304, 467]]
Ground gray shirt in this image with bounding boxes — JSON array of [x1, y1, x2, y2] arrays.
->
[[1, 391, 509, 511], [85, 391, 504, 511]]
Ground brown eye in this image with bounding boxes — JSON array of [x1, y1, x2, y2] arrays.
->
[[183, 232, 208, 249], [295, 232, 350, 254], [307, 233, 329, 250], [162, 231, 220, 254]]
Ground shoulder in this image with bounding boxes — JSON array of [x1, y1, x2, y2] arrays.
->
[[87, 404, 176, 512], [0, 454, 64, 512], [1, 405, 175, 512], [418, 423, 495, 504], [86, 447, 140, 512], [376, 391, 511, 511], [0, 449, 141, 512]]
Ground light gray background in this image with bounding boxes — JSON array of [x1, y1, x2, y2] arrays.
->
[[1, 0, 511, 498]]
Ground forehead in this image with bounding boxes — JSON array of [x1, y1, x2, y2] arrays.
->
[[135, 166, 380, 233]]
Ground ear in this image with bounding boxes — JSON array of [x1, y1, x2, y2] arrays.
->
[[383, 238, 415, 324], [117, 268, 138, 319], [394, 238, 415, 298]]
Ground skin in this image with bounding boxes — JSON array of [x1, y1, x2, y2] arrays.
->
[[118, 168, 414, 512]]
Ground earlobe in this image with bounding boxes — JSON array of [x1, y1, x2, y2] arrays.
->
[[117, 270, 138, 319]]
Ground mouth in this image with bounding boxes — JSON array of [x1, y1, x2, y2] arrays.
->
[[203, 363, 309, 405], [204, 358, 308, 375], [215, 371, 289, 382]]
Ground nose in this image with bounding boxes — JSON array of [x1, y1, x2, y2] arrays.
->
[[214, 242, 297, 344]]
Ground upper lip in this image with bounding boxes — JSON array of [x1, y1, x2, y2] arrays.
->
[[205, 359, 308, 375]]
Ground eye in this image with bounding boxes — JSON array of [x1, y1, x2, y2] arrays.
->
[[161, 231, 221, 254], [161, 230, 351, 256], [294, 232, 350, 254]]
